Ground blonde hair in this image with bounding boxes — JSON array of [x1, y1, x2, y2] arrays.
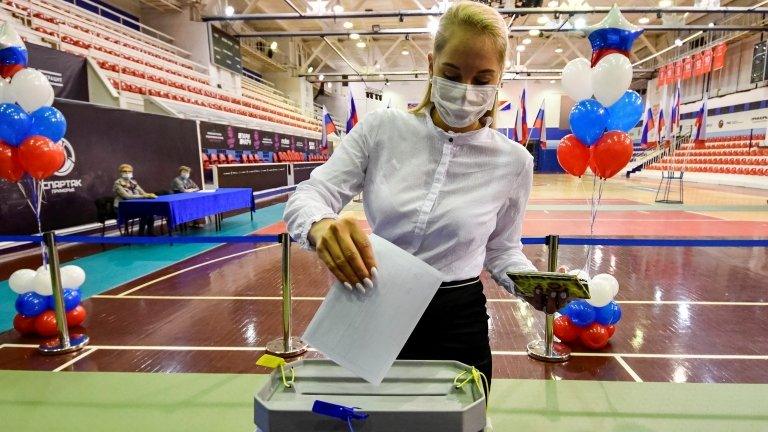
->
[[410, 1, 508, 126], [118, 163, 133, 172]]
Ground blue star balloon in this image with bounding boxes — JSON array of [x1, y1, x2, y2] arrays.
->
[[585, 4, 644, 67], [0, 22, 27, 78]]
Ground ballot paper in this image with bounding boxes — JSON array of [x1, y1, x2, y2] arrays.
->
[[302, 234, 444, 385]]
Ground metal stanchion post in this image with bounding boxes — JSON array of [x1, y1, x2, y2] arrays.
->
[[526, 234, 571, 362], [38, 231, 90, 355], [266, 233, 308, 357]]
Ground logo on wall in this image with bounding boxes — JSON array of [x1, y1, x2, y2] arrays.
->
[[718, 119, 724, 128], [55, 139, 75, 176], [39, 68, 63, 88], [226, 126, 235, 149], [44, 139, 83, 194]]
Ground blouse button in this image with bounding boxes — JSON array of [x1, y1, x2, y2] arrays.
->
[[448, 137, 454, 143]]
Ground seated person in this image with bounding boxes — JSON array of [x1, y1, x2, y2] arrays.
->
[[113, 163, 156, 235], [172, 165, 200, 193]]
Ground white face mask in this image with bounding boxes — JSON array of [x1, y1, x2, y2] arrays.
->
[[180, 172, 190, 180], [430, 76, 499, 128], [121, 173, 133, 180]]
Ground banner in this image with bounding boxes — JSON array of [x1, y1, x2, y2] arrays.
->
[[307, 139, 318, 154], [199, 122, 317, 154], [0, 100, 200, 234], [702, 48, 713, 73], [278, 134, 293, 151], [712, 43, 727, 70], [693, 53, 703, 76], [657, 65, 666, 87], [214, 164, 289, 191], [292, 162, 324, 184], [27, 42, 88, 101], [294, 135, 306, 152], [682, 56, 693, 80], [673, 60, 683, 80]]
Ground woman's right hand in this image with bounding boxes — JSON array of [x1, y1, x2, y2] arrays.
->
[[309, 216, 377, 293]]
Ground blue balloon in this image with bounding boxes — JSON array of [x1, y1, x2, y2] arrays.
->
[[45, 289, 81, 312], [594, 301, 622, 325], [15, 292, 47, 317], [567, 300, 597, 327], [0, 46, 28, 68], [569, 99, 608, 145], [0, 103, 32, 146], [29, 107, 67, 143], [606, 90, 644, 132]]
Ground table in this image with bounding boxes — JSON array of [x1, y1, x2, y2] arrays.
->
[[117, 188, 254, 234]]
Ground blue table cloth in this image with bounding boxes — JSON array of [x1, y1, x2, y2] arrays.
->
[[117, 188, 254, 229]]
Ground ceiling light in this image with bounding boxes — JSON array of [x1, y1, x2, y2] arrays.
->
[[522, 38, 532, 45], [529, 29, 541, 36], [378, 73, 384, 78], [356, 41, 366, 48], [547, 0, 558, 7], [505, 60, 511, 68], [549, 79, 556, 83], [516, 45, 525, 52], [659, 0, 672, 7], [674, 38, 683, 46], [224, 5, 234, 16], [375, 63, 380, 69], [708, 22, 715, 27], [638, 16, 650, 24], [270, 41, 278, 50], [319, 74, 325, 81], [427, 16, 439, 36], [332, 4, 343, 13], [554, 47, 563, 53], [349, 32, 360, 40], [401, 49, 410, 55], [326, 82, 332, 89], [537, 15, 550, 25], [307, 66, 314, 73], [343, 21, 353, 29], [574, 17, 586, 29]]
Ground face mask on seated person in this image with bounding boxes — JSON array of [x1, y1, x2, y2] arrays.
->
[[121, 173, 133, 180], [430, 76, 499, 128], [181, 172, 190, 180]]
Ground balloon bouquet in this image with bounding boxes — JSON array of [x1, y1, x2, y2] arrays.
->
[[0, 22, 86, 337], [554, 6, 643, 349]]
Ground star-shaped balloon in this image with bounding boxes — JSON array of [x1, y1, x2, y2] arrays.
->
[[585, 4, 643, 67], [0, 22, 27, 78]]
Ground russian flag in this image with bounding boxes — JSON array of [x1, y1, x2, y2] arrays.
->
[[511, 109, 520, 142], [518, 89, 528, 143], [346, 91, 358, 132], [640, 107, 654, 149], [693, 93, 708, 149], [498, 100, 512, 111], [670, 82, 681, 133], [321, 105, 337, 150], [530, 102, 546, 148], [658, 108, 666, 146]]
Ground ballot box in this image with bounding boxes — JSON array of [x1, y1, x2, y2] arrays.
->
[[254, 359, 486, 432]]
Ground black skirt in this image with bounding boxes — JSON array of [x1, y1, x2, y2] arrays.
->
[[397, 277, 493, 393]]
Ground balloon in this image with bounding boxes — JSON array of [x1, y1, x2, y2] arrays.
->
[[0, 103, 31, 146], [66, 305, 87, 327], [8, 268, 35, 294], [554, 315, 582, 342], [13, 313, 36, 335], [586, 277, 613, 307], [568, 300, 596, 327], [591, 273, 619, 297], [569, 99, 608, 145], [605, 325, 616, 338], [29, 106, 67, 143], [0, 141, 23, 182], [585, 5, 643, 67], [9, 68, 54, 112], [579, 323, 611, 349], [591, 131, 634, 179], [561, 58, 593, 101], [0, 46, 27, 78], [17, 135, 65, 180], [34, 310, 59, 337], [0, 78, 13, 103], [592, 53, 633, 106], [606, 90, 644, 132], [46, 289, 81, 312], [30, 268, 53, 296], [15, 292, 47, 317], [594, 301, 622, 325], [60, 265, 86, 289], [557, 134, 591, 177]]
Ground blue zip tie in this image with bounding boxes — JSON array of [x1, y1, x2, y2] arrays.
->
[[312, 400, 368, 430]]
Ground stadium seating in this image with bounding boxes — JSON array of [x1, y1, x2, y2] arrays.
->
[[645, 135, 768, 176]]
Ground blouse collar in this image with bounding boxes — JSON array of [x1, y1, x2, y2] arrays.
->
[[423, 105, 494, 144]]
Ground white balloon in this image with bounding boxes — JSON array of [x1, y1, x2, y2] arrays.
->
[[8, 268, 36, 294], [31, 268, 53, 296], [591, 273, 619, 297], [586, 278, 613, 307], [591, 53, 632, 107], [61, 265, 86, 289], [0, 78, 13, 104], [561, 58, 594, 101], [9, 68, 54, 112]]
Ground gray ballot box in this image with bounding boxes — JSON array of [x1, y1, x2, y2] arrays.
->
[[254, 359, 486, 432]]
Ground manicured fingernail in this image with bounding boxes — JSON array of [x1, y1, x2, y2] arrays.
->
[[343, 282, 353, 291], [363, 278, 374, 290], [371, 267, 378, 278], [356, 283, 365, 294]]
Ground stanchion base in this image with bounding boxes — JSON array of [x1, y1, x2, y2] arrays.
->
[[265, 336, 308, 358], [38, 333, 90, 356], [526, 339, 571, 363]]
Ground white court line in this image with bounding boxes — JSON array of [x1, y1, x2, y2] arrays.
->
[[615, 356, 644, 382], [115, 243, 280, 297], [52, 348, 97, 372]]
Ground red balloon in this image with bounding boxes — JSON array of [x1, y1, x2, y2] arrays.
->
[[557, 134, 590, 177], [0, 63, 25, 79], [17, 136, 65, 180], [66, 305, 87, 327], [554, 315, 583, 342], [13, 314, 37, 335], [579, 323, 611, 349], [605, 325, 616, 338], [0, 141, 24, 182], [590, 131, 634, 179], [34, 310, 59, 337]]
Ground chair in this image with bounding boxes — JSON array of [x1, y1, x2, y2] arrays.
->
[[94, 196, 118, 237]]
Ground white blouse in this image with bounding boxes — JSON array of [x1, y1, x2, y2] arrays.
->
[[284, 107, 536, 282]]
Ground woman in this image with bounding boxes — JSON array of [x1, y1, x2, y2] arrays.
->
[[171, 165, 200, 193], [284, 2, 564, 389], [113, 163, 156, 236]]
